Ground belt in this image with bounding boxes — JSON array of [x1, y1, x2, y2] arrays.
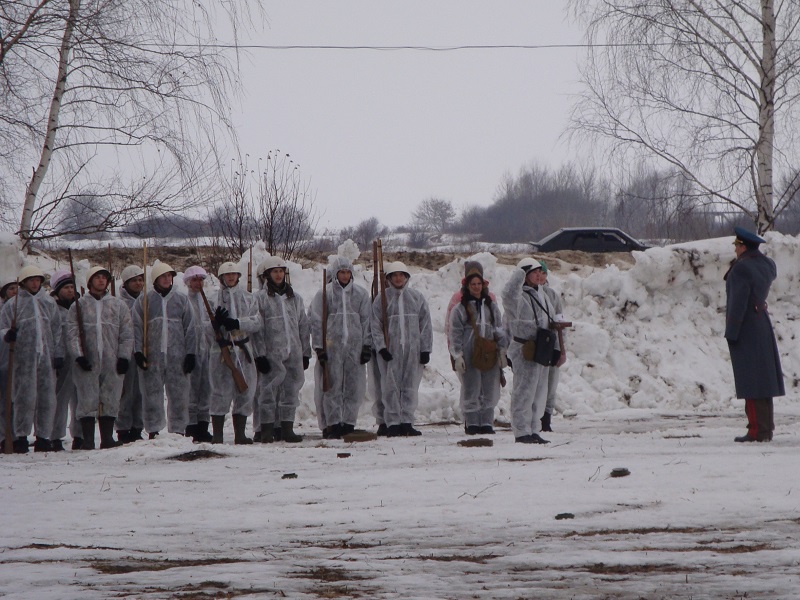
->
[[233, 336, 253, 363], [513, 336, 530, 345]]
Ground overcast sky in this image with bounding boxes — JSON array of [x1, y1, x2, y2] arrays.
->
[[231, 2, 584, 230]]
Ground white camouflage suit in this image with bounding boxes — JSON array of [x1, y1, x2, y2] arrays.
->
[[50, 301, 79, 441], [252, 282, 311, 430], [542, 284, 565, 415], [502, 269, 559, 438], [210, 285, 260, 417], [185, 288, 215, 425], [309, 257, 372, 430], [449, 297, 508, 428], [68, 293, 134, 419], [0, 290, 62, 440], [116, 287, 143, 432], [132, 287, 197, 434], [370, 279, 432, 428]]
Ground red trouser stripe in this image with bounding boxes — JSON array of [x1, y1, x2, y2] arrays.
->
[[745, 399, 758, 439]]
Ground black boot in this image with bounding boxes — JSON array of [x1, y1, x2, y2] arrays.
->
[[273, 427, 282, 442], [195, 420, 213, 443], [386, 424, 404, 437], [280, 421, 303, 443], [116, 429, 132, 444], [211, 415, 225, 444], [326, 423, 343, 439], [51, 439, 65, 452], [148, 432, 158, 440], [13, 437, 29, 454], [401, 423, 422, 437], [340, 423, 355, 435], [260, 428, 274, 443], [465, 425, 480, 435], [541, 411, 553, 433], [33, 437, 52, 452], [376, 423, 388, 437], [71, 437, 83, 450], [99, 417, 122, 449], [80, 417, 96, 450], [129, 427, 144, 442], [233, 414, 253, 445], [253, 430, 262, 443], [185, 423, 198, 439]]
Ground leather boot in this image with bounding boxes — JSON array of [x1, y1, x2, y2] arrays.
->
[[233, 414, 253, 445], [211, 415, 225, 444], [541, 411, 553, 432], [51, 439, 65, 452], [99, 417, 122, 449], [253, 430, 262, 443], [33, 437, 53, 452], [260, 428, 274, 443], [80, 417, 96, 450], [185, 423, 198, 439], [71, 437, 83, 450], [195, 421, 213, 443], [116, 429, 132, 444], [129, 427, 144, 442], [13, 437, 29, 454], [280, 421, 303, 443]]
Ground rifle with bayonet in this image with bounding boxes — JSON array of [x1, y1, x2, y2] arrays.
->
[[321, 269, 331, 392], [376, 239, 389, 348], [68, 249, 88, 360]]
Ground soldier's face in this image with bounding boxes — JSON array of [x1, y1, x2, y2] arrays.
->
[[187, 276, 204, 292], [155, 273, 173, 290], [221, 273, 239, 288], [389, 272, 408, 289], [4, 283, 18, 299], [125, 276, 144, 295], [337, 269, 352, 286], [58, 283, 76, 302], [525, 269, 544, 286], [89, 273, 109, 294], [269, 268, 285, 285], [23, 277, 43, 294]]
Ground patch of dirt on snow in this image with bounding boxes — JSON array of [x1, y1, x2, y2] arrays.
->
[[168, 449, 225, 462], [584, 562, 693, 575], [91, 558, 240, 574], [568, 526, 714, 538], [639, 543, 771, 554]]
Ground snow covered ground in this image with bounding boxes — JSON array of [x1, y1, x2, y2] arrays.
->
[[1, 232, 799, 598]]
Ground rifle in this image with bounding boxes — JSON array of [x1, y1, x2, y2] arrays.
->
[[67, 249, 88, 360], [141, 243, 148, 367], [3, 288, 18, 454], [199, 287, 248, 393], [321, 269, 331, 392], [247, 246, 253, 293], [376, 239, 389, 348], [107, 244, 116, 296], [550, 320, 573, 365], [371, 241, 378, 302]]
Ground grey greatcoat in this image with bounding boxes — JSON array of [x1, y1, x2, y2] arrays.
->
[[724, 248, 784, 399]]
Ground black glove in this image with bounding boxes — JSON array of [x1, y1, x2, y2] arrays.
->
[[255, 355, 271, 374], [4, 327, 17, 343], [420, 351, 430, 365], [315, 348, 328, 364], [224, 317, 239, 331], [214, 306, 229, 329], [506, 356, 513, 370], [52, 357, 65, 370], [182, 353, 196, 374], [134, 352, 148, 370], [379, 348, 393, 362], [360, 346, 372, 365], [116, 357, 129, 375], [76, 356, 92, 372], [302, 356, 310, 370]]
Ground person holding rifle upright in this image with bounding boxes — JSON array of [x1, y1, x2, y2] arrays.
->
[[48, 269, 81, 451], [208, 262, 262, 445], [0, 265, 63, 453], [309, 256, 372, 439], [252, 256, 311, 443], [539, 261, 568, 433], [68, 265, 133, 450], [131, 262, 197, 438], [371, 260, 432, 437], [116, 265, 146, 443]]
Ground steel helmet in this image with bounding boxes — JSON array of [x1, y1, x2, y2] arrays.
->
[[86, 265, 112, 288], [17, 264, 46, 283], [256, 255, 288, 278], [384, 261, 411, 278], [516, 257, 540, 272], [182, 265, 208, 284], [150, 262, 177, 285], [218, 262, 242, 277], [120, 265, 144, 283]]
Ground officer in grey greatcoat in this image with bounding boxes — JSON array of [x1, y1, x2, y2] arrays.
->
[[724, 227, 784, 443]]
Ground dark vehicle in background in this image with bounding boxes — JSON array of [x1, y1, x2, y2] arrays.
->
[[530, 227, 650, 253]]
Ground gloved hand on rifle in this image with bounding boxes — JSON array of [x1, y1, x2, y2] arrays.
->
[[420, 351, 431, 365], [182, 353, 196, 375], [302, 356, 310, 370], [214, 306, 229, 330], [255, 356, 271, 374], [224, 317, 239, 331], [359, 346, 371, 365], [76, 356, 92, 371], [134, 352, 148, 370], [379, 348, 393, 362], [315, 348, 328, 364], [4, 327, 17, 343]]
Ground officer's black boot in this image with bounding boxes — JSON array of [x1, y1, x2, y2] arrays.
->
[[280, 421, 303, 443], [80, 417, 96, 450], [195, 420, 213, 443], [99, 417, 122, 449], [233, 414, 253, 445], [211, 415, 225, 444]]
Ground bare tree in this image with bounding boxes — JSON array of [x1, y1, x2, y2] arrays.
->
[[208, 158, 258, 258], [412, 197, 456, 234], [1, 0, 263, 243], [339, 217, 388, 251], [570, 0, 800, 234]]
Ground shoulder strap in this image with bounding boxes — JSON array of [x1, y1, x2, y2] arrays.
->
[[527, 290, 553, 324]]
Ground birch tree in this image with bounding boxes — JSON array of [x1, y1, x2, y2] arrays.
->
[[0, 0, 262, 243], [569, 0, 800, 233]]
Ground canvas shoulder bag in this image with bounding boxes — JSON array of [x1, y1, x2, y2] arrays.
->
[[467, 302, 498, 372]]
